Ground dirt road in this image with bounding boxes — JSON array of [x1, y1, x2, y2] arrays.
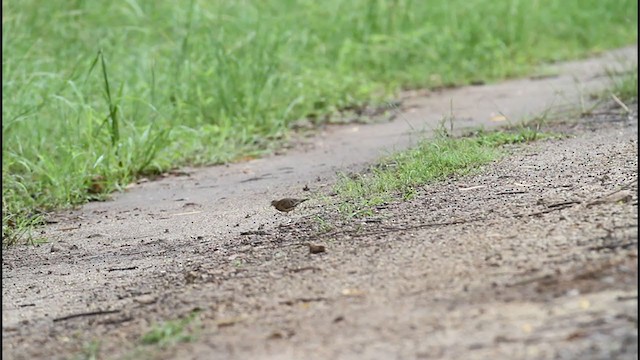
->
[[2, 47, 637, 360]]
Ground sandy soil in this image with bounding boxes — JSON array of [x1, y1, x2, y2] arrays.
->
[[2, 47, 638, 360]]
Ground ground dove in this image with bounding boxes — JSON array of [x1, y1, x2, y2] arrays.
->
[[271, 198, 309, 213]]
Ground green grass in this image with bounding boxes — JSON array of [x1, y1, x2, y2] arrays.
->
[[334, 127, 556, 217], [608, 66, 639, 102], [2, 0, 637, 245], [99, 311, 201, 360], [584, 65, 638, 115], [140, 312, 199, 348]]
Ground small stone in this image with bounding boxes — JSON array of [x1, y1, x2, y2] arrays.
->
[[308, 244, 325, 254], [134, 295, 157, 305]]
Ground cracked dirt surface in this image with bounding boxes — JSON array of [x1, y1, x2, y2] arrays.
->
[[2, 47, 638, 360]]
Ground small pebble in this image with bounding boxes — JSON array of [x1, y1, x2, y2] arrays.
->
[[308, 243, 325, 254]]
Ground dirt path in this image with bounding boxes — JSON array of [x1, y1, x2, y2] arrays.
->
[[2, 47, 637, 360]]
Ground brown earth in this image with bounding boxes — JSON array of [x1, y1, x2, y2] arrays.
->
[[2, 47, 638, 360]]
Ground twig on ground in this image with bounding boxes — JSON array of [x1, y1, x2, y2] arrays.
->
[[585, 178, 637, 207], [547, 200, 581, 208], [171, 211, 202, 217], [279, 297, 327, 305], [496, 191, 528, 196], [459, 185, 487, 191], [288, 266, 321, 273], [240, 230, 270, 236], [611, 93, 631, 113], [107, 266, 138, 272], [513, 203, 576, 218], [53, 309, 121, 322], [515, 178, 637, 217]]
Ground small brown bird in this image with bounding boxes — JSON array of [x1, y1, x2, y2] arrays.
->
[[271, 198, 309, 213]]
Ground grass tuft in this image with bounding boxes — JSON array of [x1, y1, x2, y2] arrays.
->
[[140, 311, 200, 348], [334, 127, 557, 217], [608, 67, 639, 103]]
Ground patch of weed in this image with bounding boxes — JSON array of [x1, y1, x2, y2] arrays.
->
[[608, 66, 638, 103], [585, 65, 638, 113], [334, 127, 555, 217], [140, 311, 200, 348], [313, 214, 335, 234]]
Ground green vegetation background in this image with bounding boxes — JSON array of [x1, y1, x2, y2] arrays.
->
[[2, 0, 637, 244]]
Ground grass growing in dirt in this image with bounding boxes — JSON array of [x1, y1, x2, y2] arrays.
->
[[140, 312, 199, 348], [2, 0, 637, 245], [334, 127, 555, 217], [586, 65, 637, 116], [608, 67, 639, 103]]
